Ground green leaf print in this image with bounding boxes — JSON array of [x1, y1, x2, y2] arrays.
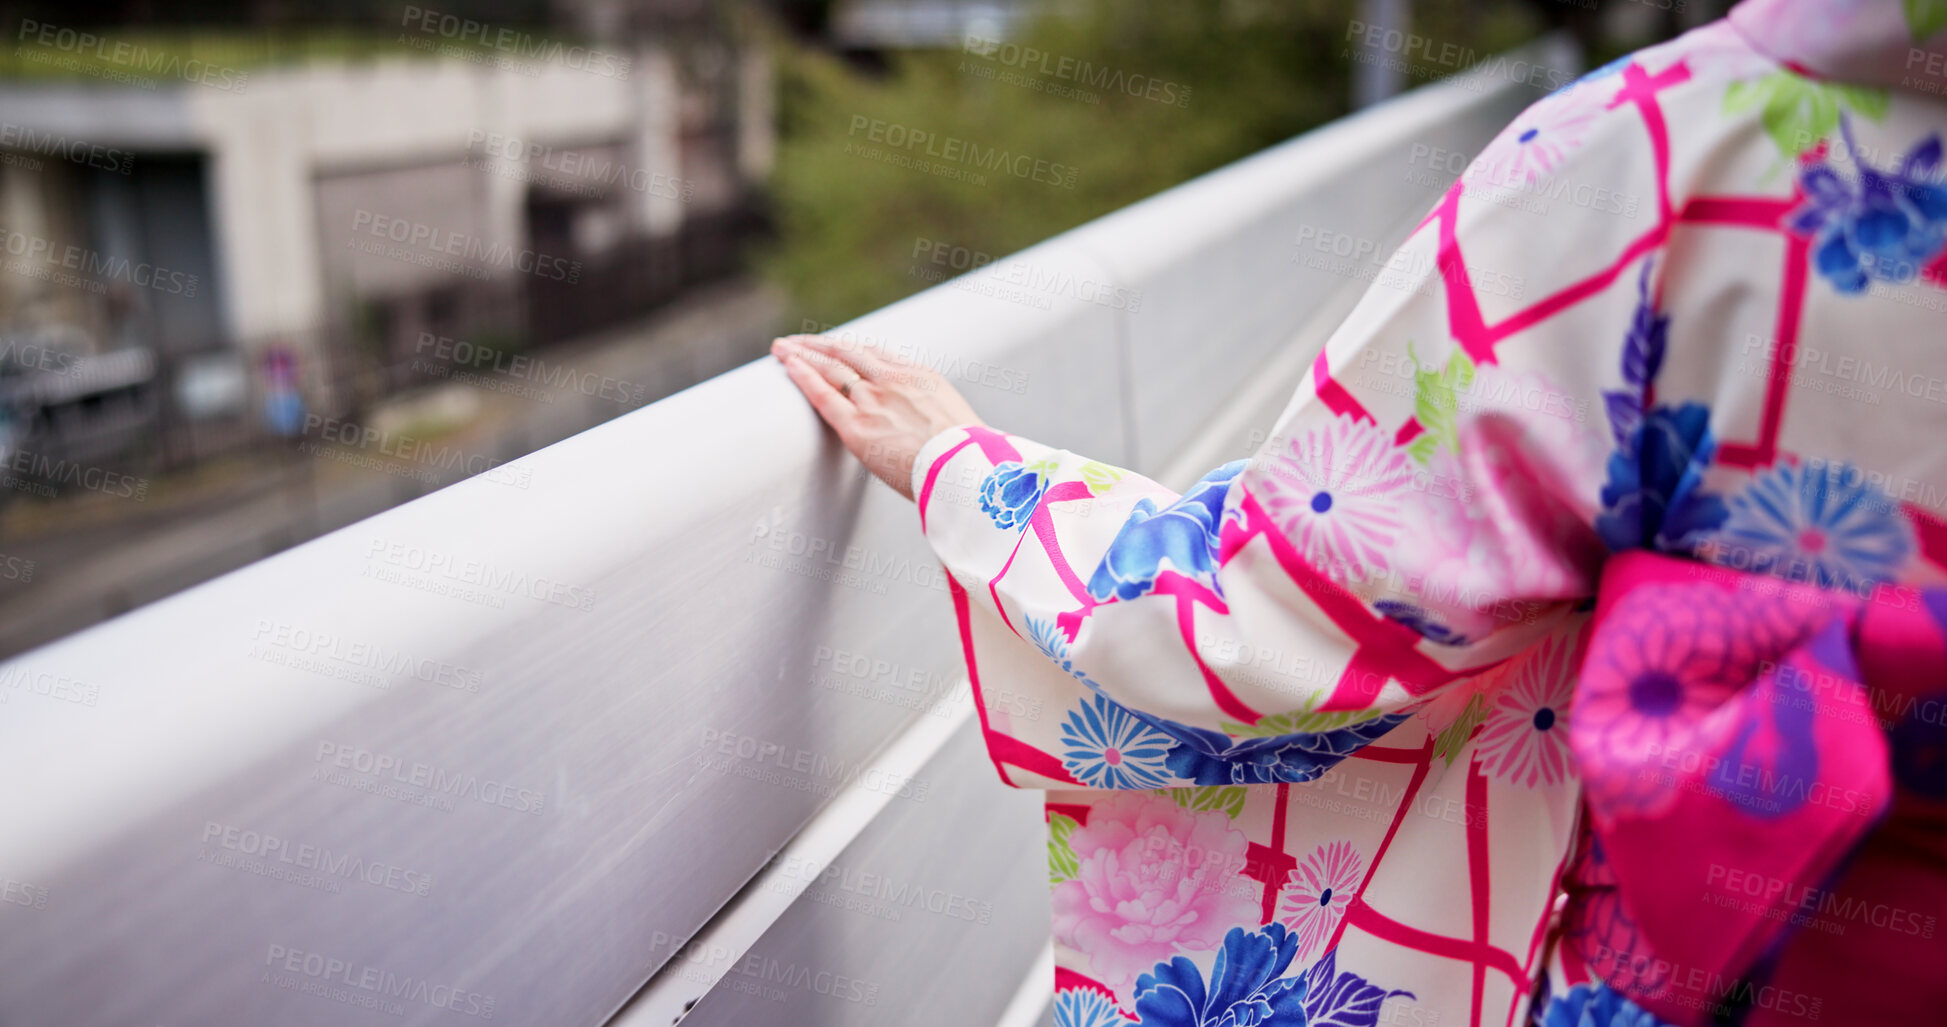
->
[[1079, 461, 1125, 496], [1048, 812, 1081, 884], [1433, 693, 1489, 767], [1907, 0, 1947, 42], [1407, 342, 1475, 464], [1724, 72, 1888, 159], [1223, 690, 1388, 738], [1163, 786, 1247, 819]]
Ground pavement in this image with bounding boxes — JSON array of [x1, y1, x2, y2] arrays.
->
[[0, 276, 788, 658]]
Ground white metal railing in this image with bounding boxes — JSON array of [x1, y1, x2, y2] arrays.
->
[[0, 36, 1574, 1027]]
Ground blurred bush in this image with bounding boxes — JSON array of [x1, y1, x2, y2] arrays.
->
[[762, 0, 1544, 327]]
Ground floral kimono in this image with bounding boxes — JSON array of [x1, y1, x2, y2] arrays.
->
[[911, 2, 1947, 1024]]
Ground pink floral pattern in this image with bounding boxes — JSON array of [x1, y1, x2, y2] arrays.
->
[[1475, 631, 1578, 788], [909, 6, 1947, 1023], [1277, 840, 1364, 960], [1256, 415, 1414, 582], [1050, 793, 1260, 1004]]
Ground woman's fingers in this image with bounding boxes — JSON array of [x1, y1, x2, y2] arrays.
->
[[787, 333, 905, 383], [778, 350, 857, 430]]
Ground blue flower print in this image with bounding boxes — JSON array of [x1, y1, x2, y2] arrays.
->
[[1373, 599, 1470, 647], [1599, 262, 1670, 450], [1532, 981, 1671, 1027], [1595, 402, 1728, 555], [1792, 122, 1947, 295], [1705, 459, 1912, 594], [1134, 924, 1311, 1027], [1135, 928, 1410, 1027], [1027, 617, 1402, 788], [1301, 949, 1412, 1027], [1090, 459, 1238, 604], [1060, 693, 1177, 789], [1088, 461, 1246, 602], [980, 461, 1049, 529], [1157, 711, 1409, 787], [1052, 987, 1125, 1027]]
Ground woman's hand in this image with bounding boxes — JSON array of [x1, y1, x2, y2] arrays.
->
[[771, 334, 985, 501]]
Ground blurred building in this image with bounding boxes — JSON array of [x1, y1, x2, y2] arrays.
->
[[0, 8, 771, 469]]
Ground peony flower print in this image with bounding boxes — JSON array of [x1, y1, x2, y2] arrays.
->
[[1051, 793, 1260, 1004]]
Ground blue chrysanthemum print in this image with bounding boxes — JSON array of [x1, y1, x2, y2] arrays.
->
[[980, 461, 1049, 529], [1052, 987, 1124, 1027], [1060, 693, 1176, 789], [1705, 459, 1913, 594], [1533, 981, 1672, 1027]]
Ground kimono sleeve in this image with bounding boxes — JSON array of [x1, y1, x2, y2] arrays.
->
[[913, 97, 1662, 791]]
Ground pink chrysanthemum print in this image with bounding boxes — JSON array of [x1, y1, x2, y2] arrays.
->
[[1277, 840, 1364, 959], [1473, 103, 1598, 188], [1256, 415, 1414, 582], [1570, 583, 1784, 817], [1475, 631, 1579, 788]]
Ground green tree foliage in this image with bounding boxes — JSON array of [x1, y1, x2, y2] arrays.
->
[[761, 0, 1542, 327]]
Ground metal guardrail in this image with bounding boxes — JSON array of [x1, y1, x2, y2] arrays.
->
[[0, 36, 1574, 1027]]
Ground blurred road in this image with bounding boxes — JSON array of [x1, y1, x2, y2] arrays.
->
[[0, 277, 787, 658]]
